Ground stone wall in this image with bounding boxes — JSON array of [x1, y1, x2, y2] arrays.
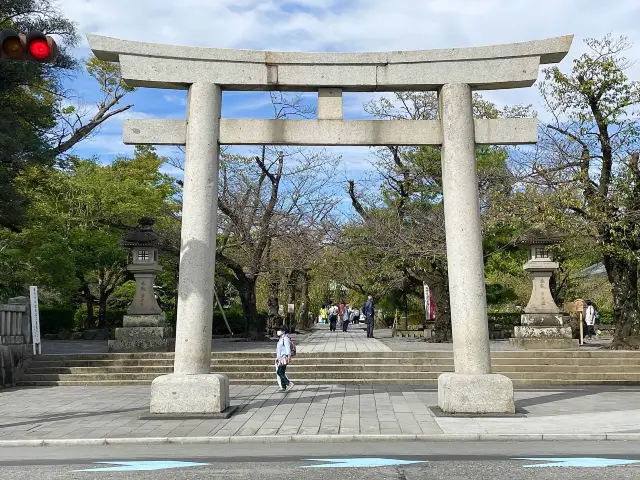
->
[[0, 344, 32, 388]]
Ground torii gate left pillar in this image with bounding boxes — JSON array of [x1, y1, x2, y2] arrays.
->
[[88, 33, 572, 415]]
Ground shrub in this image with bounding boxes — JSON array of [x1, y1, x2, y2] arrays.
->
[[73, 307, 127, 333], [39, 307, 75, 335]]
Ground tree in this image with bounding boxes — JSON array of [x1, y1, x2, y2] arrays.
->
[[7, 146, 179, 327], [0, 0, 134, 232], [345, 92, 532, 340], [510, 35, 640, 347]]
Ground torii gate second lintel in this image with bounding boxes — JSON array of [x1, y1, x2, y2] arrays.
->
[[87, 34, 573, 416]]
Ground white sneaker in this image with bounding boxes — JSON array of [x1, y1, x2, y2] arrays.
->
[[286, 382, 295, 391]]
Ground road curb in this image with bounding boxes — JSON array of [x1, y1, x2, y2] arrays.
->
[[0, 433, 634, 447]]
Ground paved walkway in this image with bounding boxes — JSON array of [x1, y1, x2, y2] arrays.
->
[[297, 324, 391, 353], [2, 385, 640, 443]]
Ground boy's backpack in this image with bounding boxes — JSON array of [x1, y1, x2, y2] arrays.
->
[[288, 335, 297, 357]]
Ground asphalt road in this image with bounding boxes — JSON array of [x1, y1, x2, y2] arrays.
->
[[2, 441, 640, 479]]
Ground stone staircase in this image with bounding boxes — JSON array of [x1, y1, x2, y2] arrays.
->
[[17, 350, 640, 386]]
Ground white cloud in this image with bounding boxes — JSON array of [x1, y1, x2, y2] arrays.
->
[[56, 0, 640, 173], [163, 94, 187, 107]]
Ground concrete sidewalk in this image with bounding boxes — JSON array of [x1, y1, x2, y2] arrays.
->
[[2, 384, 640, 446]]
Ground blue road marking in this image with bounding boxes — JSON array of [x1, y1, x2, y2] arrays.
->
[[301, 458, 426, 468], [517, 457, 640, 468], [73, 461, 210, 472]]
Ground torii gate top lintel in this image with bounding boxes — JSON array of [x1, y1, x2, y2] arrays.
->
[[87, 34, 573, 92]]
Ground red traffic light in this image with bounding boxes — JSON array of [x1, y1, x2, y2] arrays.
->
[[26, 32, 56, 62], [0, 30, 57, 62], [29, 38, 51, 59]]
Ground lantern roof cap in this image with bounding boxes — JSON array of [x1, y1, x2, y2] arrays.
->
[[517, 225, 563, 245], [121, 216, 160, 247]]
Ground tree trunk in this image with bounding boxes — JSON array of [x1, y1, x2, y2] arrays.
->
[[86, 296, 96, 330], [97, 295, 107, 330], [239, 276, 262, 340], [286, 270, 298, 333], [297, 270, 312, 330], [604, 254, 640, 349], [429, 279, 452, 343]]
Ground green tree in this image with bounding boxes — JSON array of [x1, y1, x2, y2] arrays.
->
[[345, 92, 532, 340], [7, 146, 179, 327], [1, 0, 134, 232], [509, 35, 640, 347]]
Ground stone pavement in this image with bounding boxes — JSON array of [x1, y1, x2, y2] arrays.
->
[[2, 385, 640, 444], [297, 324, 391, 353]]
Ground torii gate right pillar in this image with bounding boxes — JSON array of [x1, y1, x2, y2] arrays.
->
[[438, 84, 514, 413]]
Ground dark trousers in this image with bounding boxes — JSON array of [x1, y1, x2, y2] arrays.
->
[[342, 320, 349, 332], [329, 316, 338, 331], [276, 364, 289, 389], [366, 317, 374, 337]]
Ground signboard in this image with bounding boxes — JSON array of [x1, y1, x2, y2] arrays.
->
[[288, 304, 295, 314], [29, 285, 42, 354], [423, 283, 430, 321]]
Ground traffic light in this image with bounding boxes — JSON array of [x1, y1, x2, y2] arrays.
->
[[0, 29, 57, 62]]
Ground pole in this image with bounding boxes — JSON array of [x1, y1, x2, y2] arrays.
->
[[579, 311, 584, 346]]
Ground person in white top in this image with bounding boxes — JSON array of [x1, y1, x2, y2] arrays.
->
[[327, 302, 339, 332], [584, 300, 596, 340]]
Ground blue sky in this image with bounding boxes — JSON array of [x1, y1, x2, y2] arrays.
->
[[56, 0, 640, 185]]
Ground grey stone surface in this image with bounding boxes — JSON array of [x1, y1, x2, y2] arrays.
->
[[114, 327, 170, 340], [0, 344, 31, 388], [108, 338, 175, 352], [123, 118, 538, 147], [3, 384, 640, 444], [438, 373, 515, 414], [520, 314, 566, 326], [123, 314, 167, 328], [89, 33, 572, 65], [524, 264, 561, 314], [123, 119, 186, 145], [88, 34, 573, 91], [317, 88, 343, 120], [439, 83, 492, 377], [172, 83, 222, 378], [150, 374, 230, 414], [514, 326, 572, 338], [126, 268, 163, 315], [509, 338, 579, 349], [377, 56, 540, 90]]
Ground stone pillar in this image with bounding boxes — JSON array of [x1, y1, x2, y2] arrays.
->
[[150, 83, 230, 415], [437, 83, 515, 414]]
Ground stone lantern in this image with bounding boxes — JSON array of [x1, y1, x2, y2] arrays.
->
[[509, 226, 578, 349], [108, 217, 175, 352]]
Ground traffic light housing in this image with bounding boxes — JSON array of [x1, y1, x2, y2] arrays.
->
[[0, 29, 57, 62]]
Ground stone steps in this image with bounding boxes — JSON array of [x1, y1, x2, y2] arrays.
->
[[24, 364, 640, 374], [19, 350, 640, 387], [31, 350, 640, 360]]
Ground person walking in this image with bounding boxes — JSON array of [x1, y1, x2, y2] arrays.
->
[[584, 300, 596, 340], [275, 325, 294, 391], [363, 295, 375, 338], [328, 302, 339, 332], [350, 306, 361, 325], [319, 304, 328, 324], [342, 304, 351, 332]]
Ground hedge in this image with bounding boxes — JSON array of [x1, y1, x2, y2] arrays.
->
[[39, 307, 75, 335]]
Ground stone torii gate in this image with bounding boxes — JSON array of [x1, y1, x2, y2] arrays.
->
[[88, 34, 572, 415]]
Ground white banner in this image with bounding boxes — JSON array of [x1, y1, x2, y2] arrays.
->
[[423, 282, 430, 322], [29, 286, 42, 354], [288, 304, 295, 314]]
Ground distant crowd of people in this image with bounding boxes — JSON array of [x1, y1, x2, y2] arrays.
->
[[317, 296, 376, 337]]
